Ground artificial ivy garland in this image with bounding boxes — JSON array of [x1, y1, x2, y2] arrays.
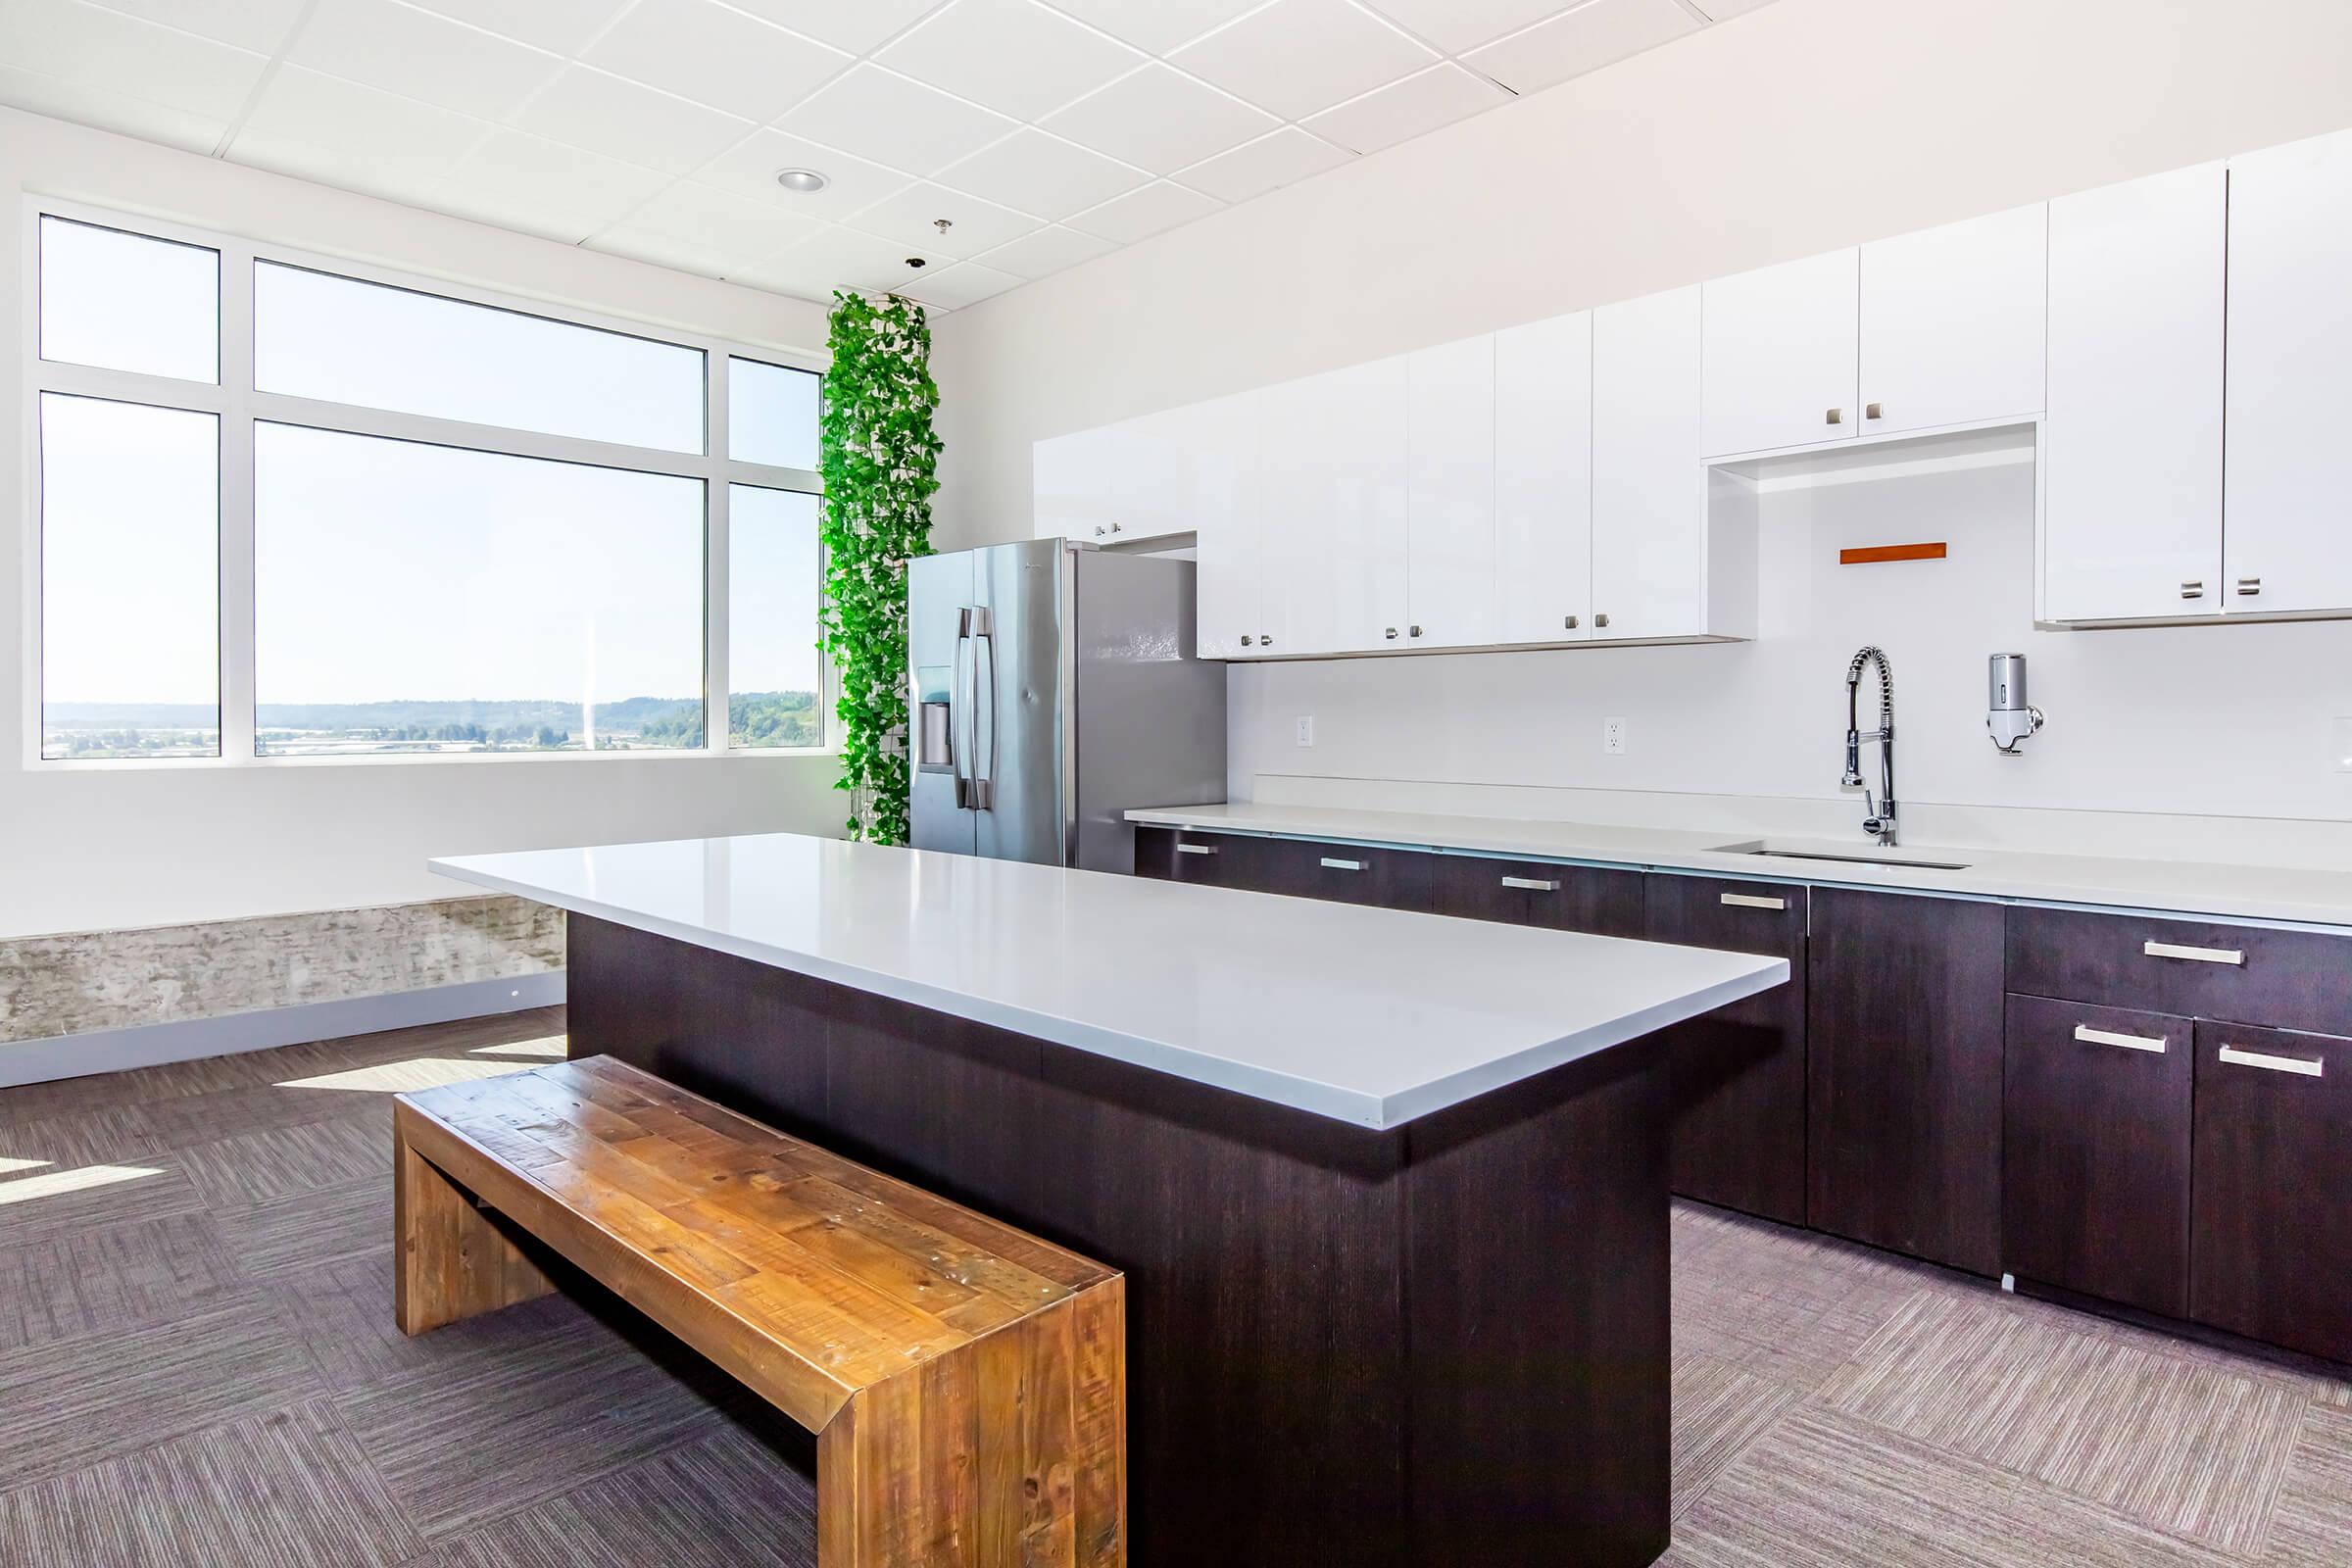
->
[[817, 290, 942, 845]]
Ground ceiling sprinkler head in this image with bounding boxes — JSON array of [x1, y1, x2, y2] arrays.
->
[[905, 256, 928, 270], [933, 218, 954, 235]]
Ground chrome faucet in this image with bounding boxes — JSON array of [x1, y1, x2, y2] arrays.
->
[[1841, 647, 1897, 847]]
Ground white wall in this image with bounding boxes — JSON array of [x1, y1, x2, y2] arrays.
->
[[2, 108, 844, 940], [927, 0, 2352, 836]]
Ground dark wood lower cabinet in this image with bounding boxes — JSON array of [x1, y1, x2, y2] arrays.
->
[[1807, 887, 2006, 1276], [1645, 874, 1808, 1226], [2190, 1019, 2352, 1363], [1250, 836, 1436, 910], [2001, 994, 2192, 1316], [1432, 855, 1645, 937]]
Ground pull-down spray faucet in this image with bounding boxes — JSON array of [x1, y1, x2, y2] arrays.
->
[[1842, 647, 1897, 847]]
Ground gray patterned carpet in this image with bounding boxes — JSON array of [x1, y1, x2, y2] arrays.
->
[[1, 1008, 2347, 1565]]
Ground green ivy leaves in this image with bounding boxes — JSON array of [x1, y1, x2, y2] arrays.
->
[[818, 290, 941, 846]]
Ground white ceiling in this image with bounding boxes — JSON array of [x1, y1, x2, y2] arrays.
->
[[0, 0, 1777, 313]]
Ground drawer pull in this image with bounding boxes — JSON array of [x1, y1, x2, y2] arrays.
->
[[2074, 1023, 2168, 1054], [2218, 1045, 2324, 1078], [2142, 939, 2243, 965], [1721, 893, 1787, 910], [1500, 876, 1560, 892], [1175, 843, 1217, 857], [1320, 857, 1366, 872]]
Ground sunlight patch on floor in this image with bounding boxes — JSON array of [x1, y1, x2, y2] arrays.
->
[[469, 1036, 568, 1061], [0, 1163, 163, 1204], [0, 1155, 51, 1176], [275, 1056, 540, 1094]]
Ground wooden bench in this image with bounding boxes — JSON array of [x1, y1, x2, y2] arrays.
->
[[392, 1054, 1126, 1567]]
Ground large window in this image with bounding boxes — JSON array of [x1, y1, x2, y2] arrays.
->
[[27, 204, 825, 764]]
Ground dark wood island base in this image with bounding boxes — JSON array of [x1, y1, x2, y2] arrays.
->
[[568, 913, 1673, 1568]]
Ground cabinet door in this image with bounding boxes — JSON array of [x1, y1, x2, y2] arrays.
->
[[1034, 426, 1116, 542], [1404, 336, 1497, 650], [2225, 127, 2352, 615], [2001, 995, 2190, 1317], [1701, 249, 1859, 458], [1251, 837, 1434, 911], [1807, 888, 2005, 1275], [1262, 360, 1406, 658], [1592, 285, 1704, 641], [1860, 203, 2047, 436], [1494, 312, 1593, 645], [1432, 856, 1643, 937], [1193, 390, 1263, 661], [2190, 1021, 2352, 1362], [1645, 875, 1808, 1226], [2044, 164, 2226, 620]]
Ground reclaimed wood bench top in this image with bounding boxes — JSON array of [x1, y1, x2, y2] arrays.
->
[[394, 1054, 1118, 1434]]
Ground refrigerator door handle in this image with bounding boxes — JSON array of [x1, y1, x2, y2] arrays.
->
[[969, 605, 997, 811], [953, 609, 974, 809]]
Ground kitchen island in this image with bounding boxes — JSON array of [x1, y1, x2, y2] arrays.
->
[[432, 833, 1786, 1568]]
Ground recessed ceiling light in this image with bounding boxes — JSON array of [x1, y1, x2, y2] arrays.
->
[[774, 168, 829, 194]]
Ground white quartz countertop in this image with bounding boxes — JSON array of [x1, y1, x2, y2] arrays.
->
[[429, 834, 1787, 1131], [1125, 802, 2352, 929]]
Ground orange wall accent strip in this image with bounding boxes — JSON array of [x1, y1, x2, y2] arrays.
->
[[1838, 542, 1947, 565]]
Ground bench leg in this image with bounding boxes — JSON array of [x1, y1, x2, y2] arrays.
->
[[394, 1120, 554, 1337], [815, 1278, 1127, 1567]]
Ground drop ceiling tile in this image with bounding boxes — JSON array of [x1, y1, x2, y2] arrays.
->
[[81, 0, 306, 54], [935, 126, 1147, 220], [1304, 62, 1510, 155], [231, 66, 491, 205], [876, 0, 1144, 122], [1359, 0, 1577, 54], [0, 0, 269, 121], [402, 0, 631, 54], [691, 128, 913, 221], [1690, 0, 1776, 18], [1043, 0, 1266, 56], [583, 0, 853, 123], [743, 224, 950, 297], [1464, 0, 1697, 95], [898, 261, 1023, 312], [444, 128, 671, 228], [510, 67, 753, 178], [289, 0, 564, 122], [596, 180, 829, 272], [1065, 179, 1220, 244], [972, 223, 1114, 280], [729, 0, 953, 57], [1042, 62, 1277, 177], [0, 64, 231, 153], [777, 64, 1018, 179], [845, 182, 1041, 259], [1169, 0, 1436, 122], [1175, 124, 1352, 204]]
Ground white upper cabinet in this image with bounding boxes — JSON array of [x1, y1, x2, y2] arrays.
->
[[2225, 127, 2352, 616], [1188, 390, 1264, 661], [1701, 249, 1859, 459], [1494, 312, 1593, 645], [2043, 163, 2227, 621], [1258, 359, 1407, 659], [1033, 425, 1114, 542], [1404, 335, 1498, 651], [1594, 285, 1707, 640], [1859, 203, 2047, 436]]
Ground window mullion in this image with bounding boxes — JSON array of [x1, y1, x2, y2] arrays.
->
[[708, 351, 729, 755], [219, 242, 258, 765]]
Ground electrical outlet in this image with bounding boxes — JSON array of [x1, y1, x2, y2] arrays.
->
[[1602, 717, 1628, 756], [1295, 715, 1315, 748]]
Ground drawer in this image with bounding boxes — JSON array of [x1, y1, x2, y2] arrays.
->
[[1251, 837, 1436, 912], [1643, 874, 1806, 962], [2005, 904, 2352, 1035], [1432, 856, 1645, 938]]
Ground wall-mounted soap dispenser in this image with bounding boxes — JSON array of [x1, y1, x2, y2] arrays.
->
[[1987, 654, 2044, 755]]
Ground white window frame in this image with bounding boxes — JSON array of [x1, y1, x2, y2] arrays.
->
[[20, 194, 830, 769]]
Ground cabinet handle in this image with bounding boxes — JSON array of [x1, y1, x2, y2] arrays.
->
[[1865, 402, 1883, 420], [1720, 893, 1786, 910], [1109, 522, 1123, 533], [2236, 577, 2261, 597], [2074, 1023, 2168, 1054], [2180, 581, 2204, 600], [1385, 627, 1397, 640], [1320, 857, 1366, 872], [1261, 634, 1274, 647], [1241, 635, 1254, 647], [1593, 612, 1610, 629], [2218, 1044, 2324, 1078], [1175, 843, 1217, 857], [1826, 408, 1843, 425], [2143, 939, 2243, 966], [1563, 614, 1579, 630], [1093, 524, 1106, 537], [1409, 625, 1423, 638], [1500, 876, 1560, 892]]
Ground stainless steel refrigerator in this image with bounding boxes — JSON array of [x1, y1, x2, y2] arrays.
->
[[908, 538, 1226, 872]]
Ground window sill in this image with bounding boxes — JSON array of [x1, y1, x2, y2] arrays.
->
[[28, 747, 840, 772]]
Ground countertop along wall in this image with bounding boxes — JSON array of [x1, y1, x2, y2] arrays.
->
[[925, 0, 2352, 856], [2, 108, 846, 942]]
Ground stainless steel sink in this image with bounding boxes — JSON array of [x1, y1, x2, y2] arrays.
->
[[1714, 842, 1973, 872]]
